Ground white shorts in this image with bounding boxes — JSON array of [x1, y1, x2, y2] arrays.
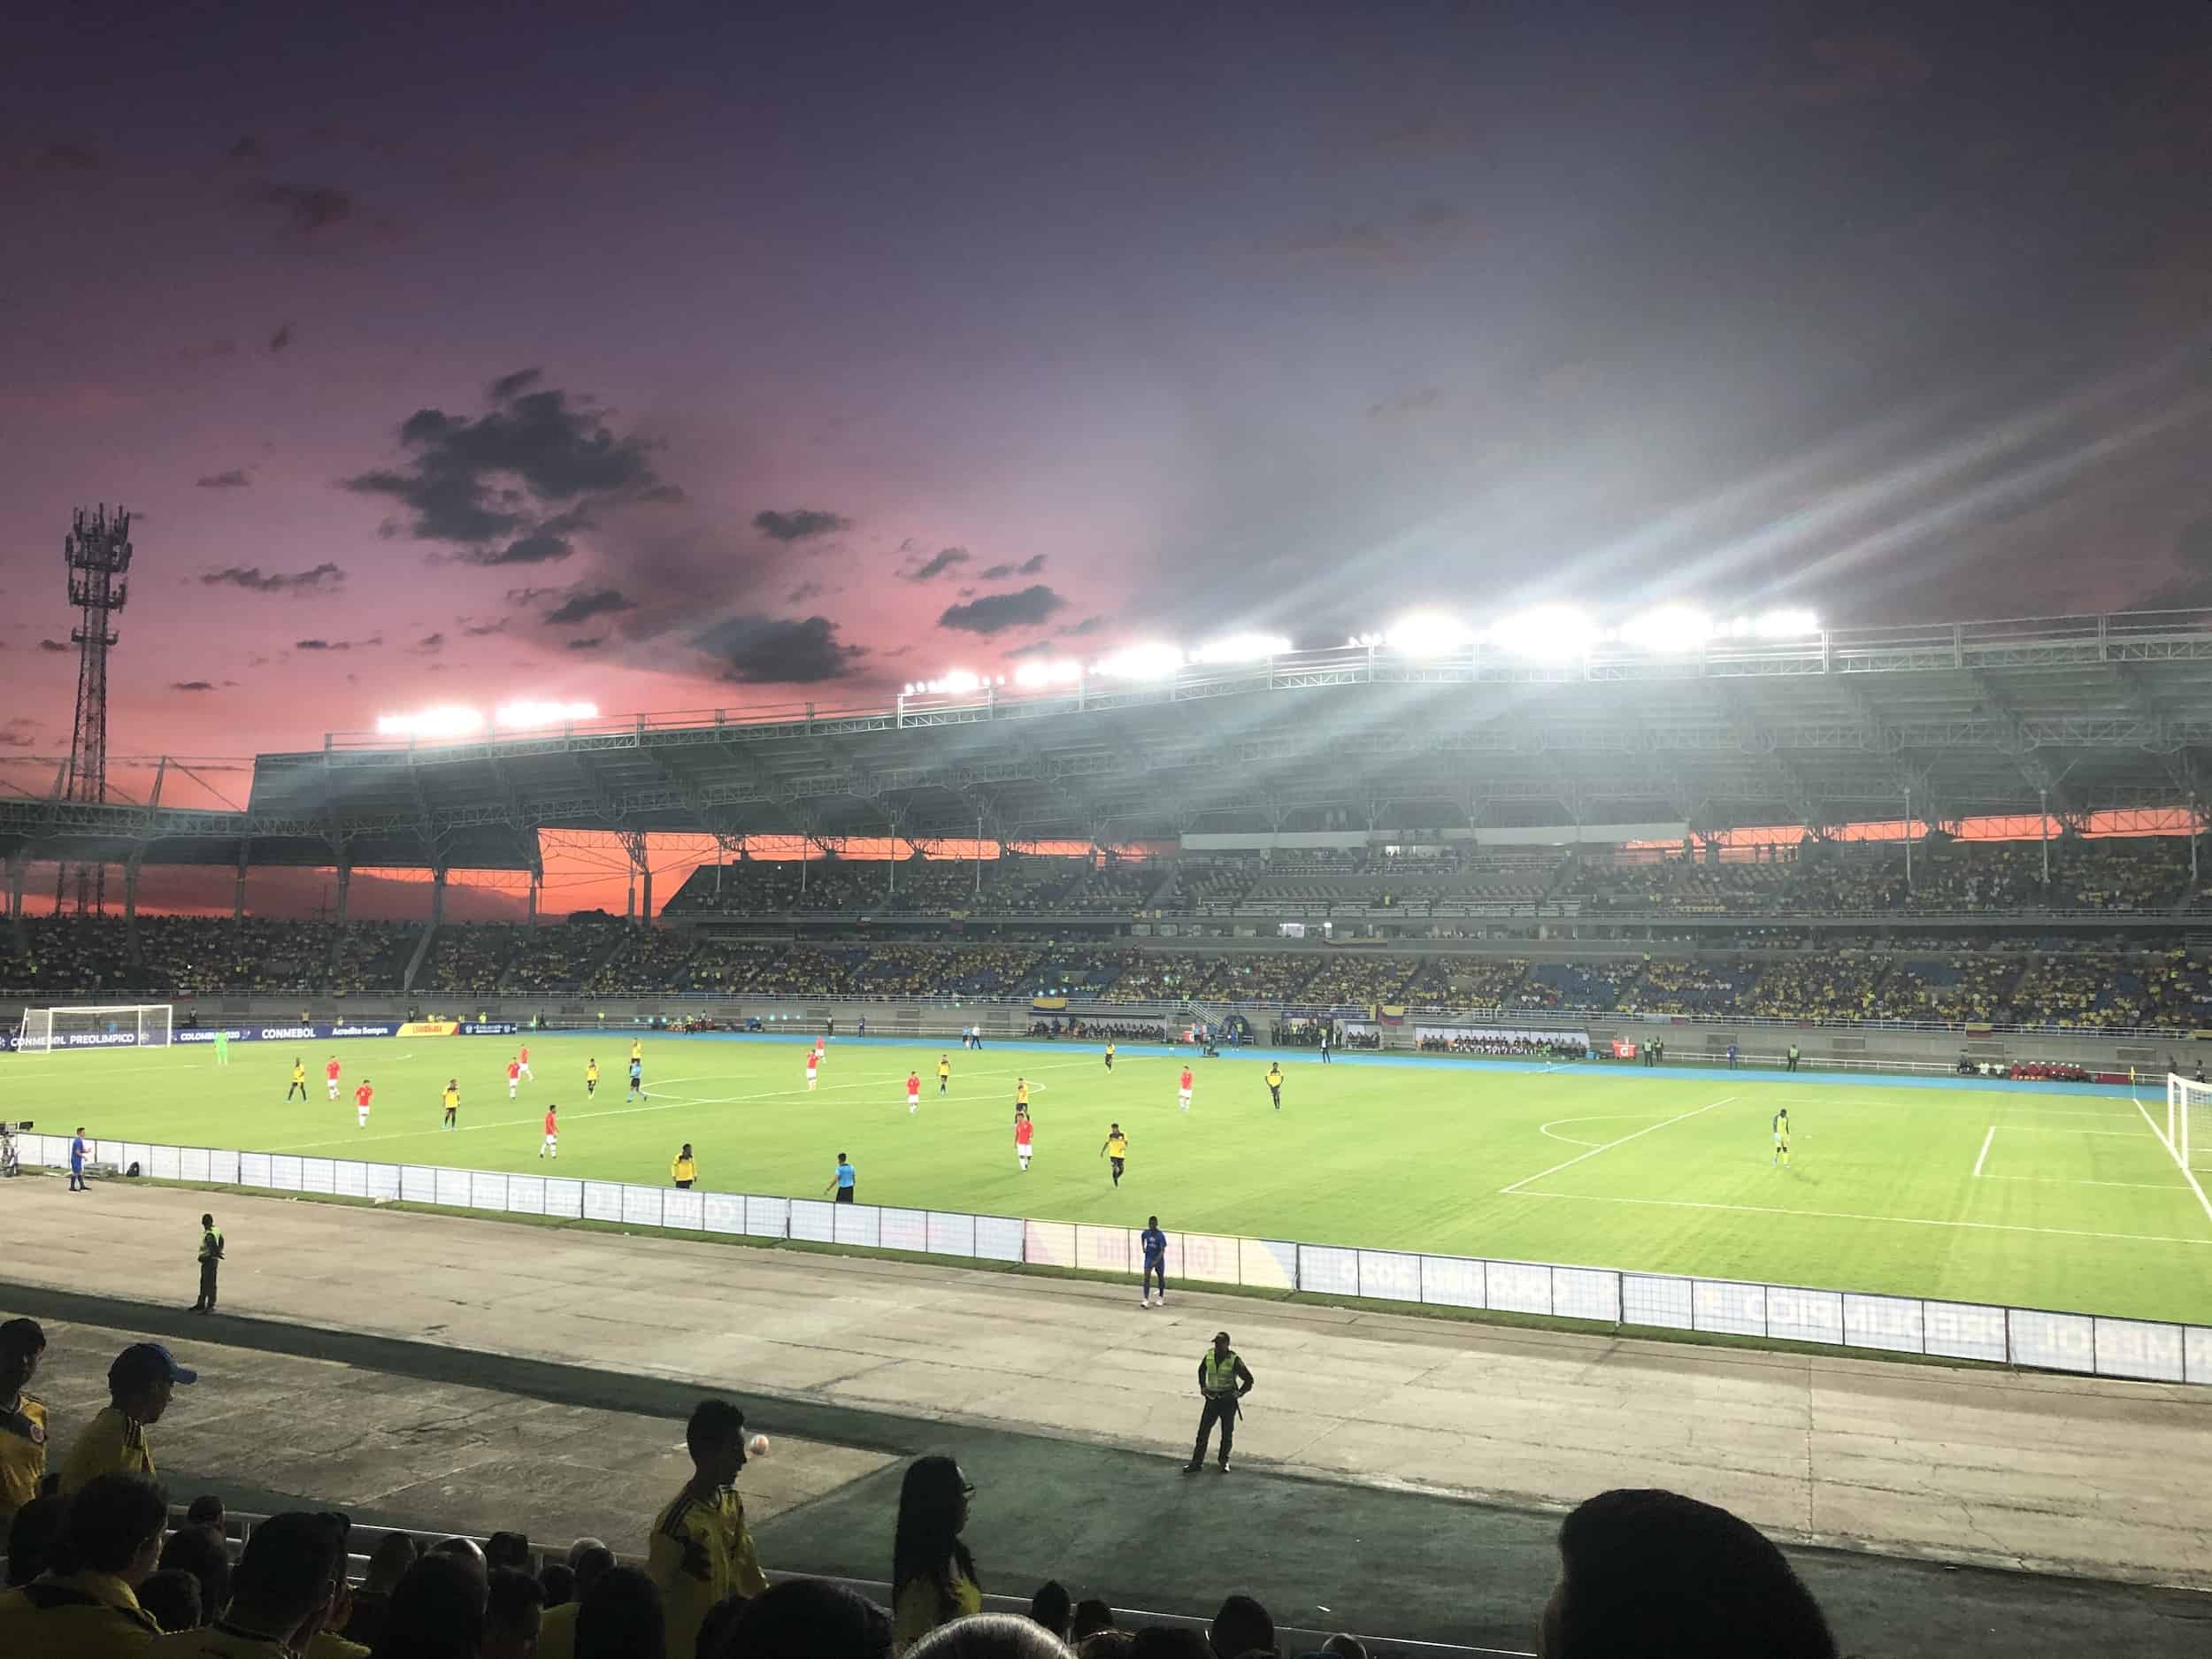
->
[[807, 1072, 818, 1087], [357, 1108, 370, 1125], [544, 1133, 557, 1149], [1179, 1089, 1193, 1104], [520, 1064, 534, 1079], [1018, 1147, 1032, 1164], [509, 1083, 518, 1096], [908, 1094, 920, 1108]]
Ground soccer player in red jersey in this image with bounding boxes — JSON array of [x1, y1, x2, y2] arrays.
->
[[325, 1056, 342, 1101], [541, 1103, 558, 1160], [518, 1043, 534, 1081], [507, 1056, 522, 1099], [1179, 1066, 1194, 1112], [1015, 1108, 1033, 1171], [354, 1079, 373, 1128], [906, 1071, 921, 1115], [805, 1049, 819, 1091]]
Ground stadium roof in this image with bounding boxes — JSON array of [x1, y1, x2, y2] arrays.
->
[[9, 610, 2212, 872]]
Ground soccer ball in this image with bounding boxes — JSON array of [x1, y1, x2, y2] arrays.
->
[[748, 1433, 770, 1457]]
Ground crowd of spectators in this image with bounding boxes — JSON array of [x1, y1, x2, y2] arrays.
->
[[1740, 954, 1893, 1023], [420, 925, 522, 995], [503, 918, 629, 994], [0, 1323, 1841, 1659], [1621, 958, 1757, 1016]]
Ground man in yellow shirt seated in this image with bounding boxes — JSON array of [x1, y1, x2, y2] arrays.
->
[[648, 1399, 767, 1659], [0, 1470, 167, 1655], [156, 1509, 347, 1658], [534, 1540, 616, 1659], [60, 1343, 195, 1496], [0, 1318, 48, 1535]]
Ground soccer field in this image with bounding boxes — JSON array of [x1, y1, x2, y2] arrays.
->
[[16, 1034, 2212, 1325]]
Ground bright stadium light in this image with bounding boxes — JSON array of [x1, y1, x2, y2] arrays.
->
[[1013, 657, 1084, 687], [1487, 605, 1596, 663], [1189, 632, 1291, 664], [1752, 608, 1821, 638], [1616, 605, 1713, 654], [494, 699, 599, 731], [920, 669, 985, 695], [1093, 642, 1187, 680], [376, 706, 487, 739], [1383, 612, 1475, 657]]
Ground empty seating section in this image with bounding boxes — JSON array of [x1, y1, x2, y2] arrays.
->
[[1516, 960, 1630, 1010]]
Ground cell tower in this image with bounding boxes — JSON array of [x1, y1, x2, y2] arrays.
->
[[56, 504, 133, 914]]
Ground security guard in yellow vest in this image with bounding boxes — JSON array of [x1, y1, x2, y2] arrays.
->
[[192, 1214, 224, 1314], [1183, 1331, 1255, 1474]]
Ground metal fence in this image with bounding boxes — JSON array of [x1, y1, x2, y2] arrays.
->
[[15, 1131, 2209, 1387]]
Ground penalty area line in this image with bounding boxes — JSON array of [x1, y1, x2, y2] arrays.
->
[[1502, 1095, 1736, 1195], [2131, 1094, 2212, 1229], [1971, 1125, 1995, 1179], [1509, 1188, 2212, 1248]]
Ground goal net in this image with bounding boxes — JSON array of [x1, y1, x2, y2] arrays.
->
[[16, 1004, 173, 1055]]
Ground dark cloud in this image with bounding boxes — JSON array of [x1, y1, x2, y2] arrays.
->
[[196, 469, 253, 490], [169, 680, 218, 693], [344, 373, 674, 561], [294, 634, 380, 652], [461, 618, 511, 637], [1767, 32, 1932, 107], [37, 639, 72, 653], [979, 564, 1013, 580], [695, 614, 865, 683], [544, 587, 635, 626], [417, 632, 446, 653], [1061, 615, 1108, 636], [503, 587, 560, 607], [227, 134, 265, 161], [268, 322, 294, 354], [246, 181, 355, 233], [474, 530, 574, 565], [1369, 386, 1441, 419], [199, 562, 345, 595], [786, 580, 827, 603], [1284, 203, 1471, 266], [38, 143, 100, 172], [908, 547, 970, 581], [752, 508, 850, 543], [1018, 554, 1047, 575], [565, 636, 605, 651], [937, 585, 1066, 634]]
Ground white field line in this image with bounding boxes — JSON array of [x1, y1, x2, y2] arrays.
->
[[1502, 1096, 1736, 1195], [1977, 1173, 2190, 1192], [1507, 1188, 2212, 1248], [1537, 1113, 1676, 1148], [1994, 1126, 2144, 1137], [2132, 1094, 2212, 1228], [1971, 1125, 1996, 1179], [267, 1056, 1100, 1155]]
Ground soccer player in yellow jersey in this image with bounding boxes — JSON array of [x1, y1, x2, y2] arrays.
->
[[442, 1079, 461, 1131], [937, 1055, 951, 1095], [1264, 1063, 1284, 1110], [0, 1319, 47, 1534], [1015, 1078, 1030, 1114], [649, 1400, 767, 1658], [1773, 1108, 1791, 1168], [1100, 1124, 1129, 1187], [1104, 1041, 1116, 1071], [631, 1037, 644, 1064], [287, 1058, 309, 1102], [586, 1058, 600, 1097]]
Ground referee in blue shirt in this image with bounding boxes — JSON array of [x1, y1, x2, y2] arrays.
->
[[1140, 1217, 1168, 1308]]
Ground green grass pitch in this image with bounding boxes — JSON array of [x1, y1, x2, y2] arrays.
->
[[19, 1035, 2212, 1324]]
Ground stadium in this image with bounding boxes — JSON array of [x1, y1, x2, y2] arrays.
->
[[9, 608, 2212, 1653]]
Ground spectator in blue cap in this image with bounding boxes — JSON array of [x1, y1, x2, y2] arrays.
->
[[58, 1343, 195, 1496]]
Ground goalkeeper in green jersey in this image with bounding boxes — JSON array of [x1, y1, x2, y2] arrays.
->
[[1773, 1107, 1790, 1168]]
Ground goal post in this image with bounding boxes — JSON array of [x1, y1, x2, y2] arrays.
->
[[15, 1004, 173, 1055], [2167, 1071, 2207, 1171]]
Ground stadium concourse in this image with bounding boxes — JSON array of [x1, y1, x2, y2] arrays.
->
[[4, 1179, 2211, 1659]]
